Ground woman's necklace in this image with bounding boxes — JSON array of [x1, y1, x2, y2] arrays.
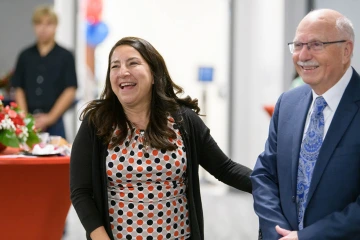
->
[[129, 120, 149, 151], [138, 129, 149, 152]]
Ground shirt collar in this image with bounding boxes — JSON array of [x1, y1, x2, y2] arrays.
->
[[311, 66, 353, 112]]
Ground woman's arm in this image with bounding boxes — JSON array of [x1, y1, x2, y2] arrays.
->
[[200, 127, 252, 193], [185, 109, 252, 193], [90, 226, 111, 240], [70, 117, 107, 234]]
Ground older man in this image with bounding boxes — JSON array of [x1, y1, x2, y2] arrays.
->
[[251, 9, 360, 240]]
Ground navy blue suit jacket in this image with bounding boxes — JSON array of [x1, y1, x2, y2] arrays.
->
[[251, 68, 360, 240]]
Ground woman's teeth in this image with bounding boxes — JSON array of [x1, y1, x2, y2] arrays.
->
[[120, 82, 136, 89]]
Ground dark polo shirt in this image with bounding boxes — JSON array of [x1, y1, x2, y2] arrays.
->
[[11, 43, 77, 114]]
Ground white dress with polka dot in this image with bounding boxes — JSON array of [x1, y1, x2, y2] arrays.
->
[[106, 117, 190, 240]]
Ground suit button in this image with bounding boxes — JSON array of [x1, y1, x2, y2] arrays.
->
[[292, 196, 296, 202]]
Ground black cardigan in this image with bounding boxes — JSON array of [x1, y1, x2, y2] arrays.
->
[[70, 107, 252, 240]]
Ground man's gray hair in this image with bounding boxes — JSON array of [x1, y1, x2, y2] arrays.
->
[[336, 16, 355, 42]]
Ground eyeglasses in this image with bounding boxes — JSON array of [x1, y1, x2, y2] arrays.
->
[[287, 40, 347, 54]]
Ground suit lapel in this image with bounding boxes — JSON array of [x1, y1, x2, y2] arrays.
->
[[291, 90, 313, 197], [306, 69, 360, 206]]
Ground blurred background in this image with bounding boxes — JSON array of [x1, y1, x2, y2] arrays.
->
[[1, 0, 359, 239]]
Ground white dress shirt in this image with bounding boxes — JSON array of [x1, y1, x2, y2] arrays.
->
[[303, 66, 353, 139]]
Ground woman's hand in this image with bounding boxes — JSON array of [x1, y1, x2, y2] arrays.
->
[[90, 226, 111, 240]]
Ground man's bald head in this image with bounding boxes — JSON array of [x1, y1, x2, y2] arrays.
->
[[297, 9, 354, 42]]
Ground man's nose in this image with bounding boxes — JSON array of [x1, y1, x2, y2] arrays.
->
[[298, 44, 312, 61], [299, 44, 312, 61]]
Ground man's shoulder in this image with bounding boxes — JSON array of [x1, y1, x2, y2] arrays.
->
[[273, 84, 312, 115], [282, 84, 311, 102]]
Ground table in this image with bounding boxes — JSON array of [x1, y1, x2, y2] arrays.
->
[[0, 147, 71, 239]]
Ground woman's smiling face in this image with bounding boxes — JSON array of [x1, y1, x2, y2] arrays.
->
[[109, 45, 154, 108]]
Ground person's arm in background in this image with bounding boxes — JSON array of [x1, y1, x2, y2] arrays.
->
[[11, 52, 28, 113], [14, 88, 28, 113], [34, 87, 76, 130], [35, 51, 78, 130], [250, 93, 292, 239]]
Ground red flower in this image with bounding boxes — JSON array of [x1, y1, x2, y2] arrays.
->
[[0, 98, 40, 148], [15, 128, 22, 136], [8, 109, 17, 118], [4, 106, 17, 118], [0, 95, 4, 101], [12, 115, 25, 126], [10, 102, 18, 108]]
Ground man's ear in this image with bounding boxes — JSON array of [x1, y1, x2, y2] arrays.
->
[[343, 41, 354, 63]]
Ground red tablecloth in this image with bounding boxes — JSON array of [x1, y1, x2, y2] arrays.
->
[[0, 147, 71, 240]]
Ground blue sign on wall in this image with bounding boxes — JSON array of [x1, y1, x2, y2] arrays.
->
[[198, 67, 214, 82]]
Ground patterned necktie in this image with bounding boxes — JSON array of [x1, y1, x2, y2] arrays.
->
[[296, 96, 327, 230]]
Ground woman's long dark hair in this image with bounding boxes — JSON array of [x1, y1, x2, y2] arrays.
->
[[81, 37, 200, 150]]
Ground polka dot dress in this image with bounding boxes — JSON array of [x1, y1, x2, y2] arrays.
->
[[106, 117, 190, 240]]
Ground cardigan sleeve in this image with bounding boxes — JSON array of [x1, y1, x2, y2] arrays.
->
[[184, 108, 253, 193], [70, 117, 105, 234]]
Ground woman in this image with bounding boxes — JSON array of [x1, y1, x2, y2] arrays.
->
[[70, 37, 252, 240]]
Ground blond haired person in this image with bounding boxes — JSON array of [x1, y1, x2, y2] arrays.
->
[[11, 5, 77, 139]]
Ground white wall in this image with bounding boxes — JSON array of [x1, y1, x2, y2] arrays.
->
[[96, 0, 231, 154], [231, 0, 285, 168]]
